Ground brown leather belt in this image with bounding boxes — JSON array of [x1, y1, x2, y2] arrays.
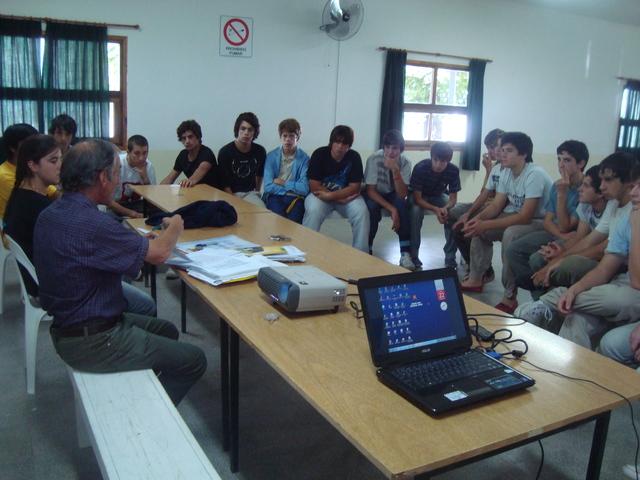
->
[[50, 315, 122, 338]]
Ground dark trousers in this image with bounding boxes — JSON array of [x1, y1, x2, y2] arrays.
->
[[265, 194, 305, 224], [363, 191, 410, 253], [51, 313, 207, 405]]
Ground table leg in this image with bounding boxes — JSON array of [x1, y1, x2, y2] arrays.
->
[[142, 199, 148, 218], [181, 280, 187, 333], [144, 262, 149, 288], [220, 318, 229, 452], [230, 327, 239, 473], [150, 264, 157, 302], [586, 411, 610, 480]]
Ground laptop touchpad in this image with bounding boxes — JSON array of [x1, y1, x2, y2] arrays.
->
[[449, 378, 492, 396]]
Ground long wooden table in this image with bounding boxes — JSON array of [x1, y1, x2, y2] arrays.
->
[[129, 199, 640, 479], [130, 184, 269, 214]]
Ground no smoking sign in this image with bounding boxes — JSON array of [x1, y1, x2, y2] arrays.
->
[[220, 16, 253, 58]]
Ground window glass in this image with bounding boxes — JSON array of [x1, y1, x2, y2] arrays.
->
[[431, 114, 467, 142], [404, 65, 433, 104], [402, 112, 430, 141], [108, 42, 120, 92], [435, 69, 468, 106]]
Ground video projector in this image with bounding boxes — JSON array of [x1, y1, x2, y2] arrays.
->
[[257, 266, 347, 313]]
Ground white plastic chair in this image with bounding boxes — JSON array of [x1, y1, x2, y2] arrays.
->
[[5, 234, 51, 394], [0, 219, 17, 314]]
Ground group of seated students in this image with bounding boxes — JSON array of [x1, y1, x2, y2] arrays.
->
[[450, 130, 639, 371], [1, 111, 639, 401]]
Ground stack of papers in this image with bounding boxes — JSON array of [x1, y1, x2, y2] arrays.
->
[[166, 235, 305, 286]]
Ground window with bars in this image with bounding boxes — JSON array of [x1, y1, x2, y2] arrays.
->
[[0, 22, 127, 147], [617, 81, 640, 155]]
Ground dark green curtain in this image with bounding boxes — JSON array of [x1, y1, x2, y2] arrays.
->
[[460, 59, 487, 170], [43, 22, 109, 139], [617, 80, 640, 159], [379, 49, 406, 148], [0, 18, 42, 133]]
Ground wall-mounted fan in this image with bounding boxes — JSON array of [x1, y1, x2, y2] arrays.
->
[[320, 0, 364, 41]]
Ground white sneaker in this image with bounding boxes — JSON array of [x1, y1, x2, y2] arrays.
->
[[623, 464, 639, 479], [399, 252, 416, 270], [165, 268, 179, 280], [514, 300, 553, 327]]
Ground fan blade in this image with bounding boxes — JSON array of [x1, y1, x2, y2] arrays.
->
[[329, 0, 343, 19]]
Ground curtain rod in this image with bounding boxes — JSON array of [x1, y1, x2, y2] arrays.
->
[[0, 13, 140, 30], [617, 76, 640, 82], [378, 46, 492, 63]]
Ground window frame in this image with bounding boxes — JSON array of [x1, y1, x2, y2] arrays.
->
[[108, 35, 127, 149], [2, 31, 127, 147], [402, 60, 469, 151]]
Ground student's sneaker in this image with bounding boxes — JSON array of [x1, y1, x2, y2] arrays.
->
[[623, 464, 639, 479], [399, 253, 416, 271], [482, 266, 495, 284], [514, 300, 553, 327], [411, 256, 423, 269], [165, 268, 179, 280]]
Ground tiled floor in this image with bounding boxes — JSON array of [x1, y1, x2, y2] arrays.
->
[[0, 215, 637, 479]]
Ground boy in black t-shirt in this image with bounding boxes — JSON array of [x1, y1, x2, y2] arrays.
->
[[161, 119, 219, 188], [217, 112, 266, 207], [302, 125, 369, 252], [409, 142, 461, 269], [48, 114, 77, 155]]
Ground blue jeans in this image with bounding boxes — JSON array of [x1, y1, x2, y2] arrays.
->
[[122, 281, 156, 317], [363, 191, 410, 253], [302, 194, 370, 253], [264, 194, 305, 224], [409, 194, 456, 266]]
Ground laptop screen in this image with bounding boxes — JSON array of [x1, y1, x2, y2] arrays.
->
[[358, 269, 471, 367]]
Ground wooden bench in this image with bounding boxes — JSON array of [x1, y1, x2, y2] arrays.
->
[[68, 368, 221, 480]]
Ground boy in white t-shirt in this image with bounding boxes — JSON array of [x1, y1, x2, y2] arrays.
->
[[506, 140, 589, 298], [459, 132, 553, 314], [450, 128, 504, 280], [110, 135, 157, 218]]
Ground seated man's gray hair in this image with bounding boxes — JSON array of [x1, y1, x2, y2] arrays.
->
[[61, 139, 116, 192]]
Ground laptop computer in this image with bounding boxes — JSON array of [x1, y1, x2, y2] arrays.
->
[[357, 267, 534, 416]]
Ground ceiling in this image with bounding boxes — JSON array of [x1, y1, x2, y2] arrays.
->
[[505, 0, 640, 27]]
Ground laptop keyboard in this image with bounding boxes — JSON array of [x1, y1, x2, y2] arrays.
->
[[390, 350, 501, 391]]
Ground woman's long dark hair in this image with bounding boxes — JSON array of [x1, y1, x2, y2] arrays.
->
[[13, 134, 59, 189]]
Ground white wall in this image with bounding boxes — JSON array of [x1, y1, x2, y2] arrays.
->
[[4, 0, 640, 200]]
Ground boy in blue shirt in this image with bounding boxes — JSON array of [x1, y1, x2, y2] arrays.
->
[[599, 166, 640, 363], [262, 118, 309, 223]]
